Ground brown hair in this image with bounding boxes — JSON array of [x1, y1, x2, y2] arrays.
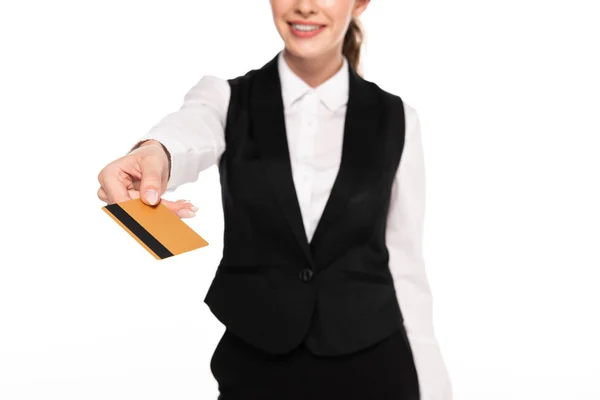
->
[[342, 19, 364, 74]]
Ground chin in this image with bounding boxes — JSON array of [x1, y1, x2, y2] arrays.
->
[[284, 41, 331, 61]]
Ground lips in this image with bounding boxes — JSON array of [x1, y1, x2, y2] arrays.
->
[[288, 21, 326, 38]]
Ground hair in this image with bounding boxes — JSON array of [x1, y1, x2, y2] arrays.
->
[[342, 18, 364, 74]]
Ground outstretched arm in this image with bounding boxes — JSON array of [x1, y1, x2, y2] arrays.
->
[[131, 75, 230, 192]]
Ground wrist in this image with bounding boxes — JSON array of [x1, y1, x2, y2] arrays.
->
[[130, 139, 172, 181]]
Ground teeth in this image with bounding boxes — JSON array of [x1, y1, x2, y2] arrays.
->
[[292, 24, 321, 32]]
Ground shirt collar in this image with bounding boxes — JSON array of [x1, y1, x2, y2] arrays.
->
[[278, 51, 349, 112]]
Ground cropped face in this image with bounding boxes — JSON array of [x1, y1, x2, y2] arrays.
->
[[270, 0, 369, 60]]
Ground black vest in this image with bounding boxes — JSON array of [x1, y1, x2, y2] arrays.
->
[[204, 54, 407, 356]]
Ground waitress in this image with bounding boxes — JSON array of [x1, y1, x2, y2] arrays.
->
[[97, 1, 452, 399]]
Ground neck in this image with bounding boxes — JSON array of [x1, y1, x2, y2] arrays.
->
[[282, 48, 344, 88]]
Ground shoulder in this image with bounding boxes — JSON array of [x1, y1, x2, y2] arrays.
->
[[361, 77, 420, 126], [225, 65, 265, 90], [185, 68, 260, 104], [359, 76, 422, 140], [184, 74, 231, 106], [358, 76, 408, 115], [183, 56, 272, 108]]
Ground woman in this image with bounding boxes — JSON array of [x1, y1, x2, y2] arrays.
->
[[97, 1, 452, 399]]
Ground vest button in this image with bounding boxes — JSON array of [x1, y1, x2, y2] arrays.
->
[[298, 268, 314, 282]]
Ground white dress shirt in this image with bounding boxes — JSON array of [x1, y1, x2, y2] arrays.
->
[[136, 52, 453, 399]]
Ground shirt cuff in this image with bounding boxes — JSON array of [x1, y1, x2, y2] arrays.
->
[[132, 133, 189, 192]]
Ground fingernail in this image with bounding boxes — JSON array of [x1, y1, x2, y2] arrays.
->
[[178, 209, 196, 218], [183, 200, 198, 212], [146, 190, 158, 205]]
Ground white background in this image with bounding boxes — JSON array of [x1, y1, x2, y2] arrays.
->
[[1, 0, 599, 399]]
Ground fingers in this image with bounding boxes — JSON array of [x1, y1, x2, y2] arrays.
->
[[138, 155, 168, 206], [97, 169, 131, 204], [98, 187, 108, 202], [98, 187, 140, 203], [98, 142, 168, 206], [98, 186, 197, 219], [162, 199, 198, 218]]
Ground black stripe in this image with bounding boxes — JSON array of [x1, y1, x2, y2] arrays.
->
[[105, 204, 174, 259]]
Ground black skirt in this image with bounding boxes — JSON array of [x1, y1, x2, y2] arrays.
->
[[210, 328, 420, 400]]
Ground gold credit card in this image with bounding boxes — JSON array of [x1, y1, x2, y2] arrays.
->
[[102, 198, 208, 260]]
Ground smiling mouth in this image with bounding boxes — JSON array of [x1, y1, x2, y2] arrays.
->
[[287, 21, 326, 38], [289, 23, 324, 32]]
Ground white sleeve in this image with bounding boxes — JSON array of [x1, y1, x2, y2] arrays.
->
[[134, 75, 230, 191], [386, 102, 453, 399]]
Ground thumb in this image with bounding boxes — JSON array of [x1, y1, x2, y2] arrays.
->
[[139, 156, 167, 206]]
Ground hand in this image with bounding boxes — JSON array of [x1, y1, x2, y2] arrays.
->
[[97, 140, 198, 218]]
